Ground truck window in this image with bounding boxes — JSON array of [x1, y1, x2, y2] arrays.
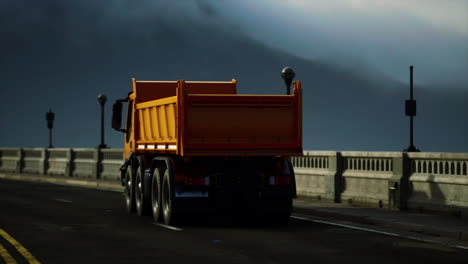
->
[[126, 100, 133, 143]]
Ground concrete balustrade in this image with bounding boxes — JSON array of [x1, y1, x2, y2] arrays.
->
[[291, 151, 403, 207], [291, 151, 336, 201], [291, 151, 468, 218], [340, 151, 400, 207], [406, 152, 468, 216], [1, 147, 467, 217]]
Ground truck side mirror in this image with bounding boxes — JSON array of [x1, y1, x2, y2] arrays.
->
[[112, 101, 126, 132]]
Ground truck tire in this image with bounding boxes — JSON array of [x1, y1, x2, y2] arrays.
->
[[151, 167, 162, 222], [287, 159, 297, 199], [124, 164, 135, 213], [135, 157, 150, 216], [161, 162, 179, 225]]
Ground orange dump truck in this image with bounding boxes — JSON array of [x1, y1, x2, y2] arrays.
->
[[111, 69, 302, 225]]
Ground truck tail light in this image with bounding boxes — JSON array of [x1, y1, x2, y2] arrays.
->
[[185, 176, 210, 186], [268, 176, 291, 185]]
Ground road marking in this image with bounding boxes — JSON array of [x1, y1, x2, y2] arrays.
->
[[291, 215, 468, 250], [153, 223, 183, 231], [54, 198, 72, 203], [0, 243, 18, 264], [0, 229, 42, 264]]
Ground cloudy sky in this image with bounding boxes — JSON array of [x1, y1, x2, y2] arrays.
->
[[216, 0, 468, 86], [0, 0, 467, 152]]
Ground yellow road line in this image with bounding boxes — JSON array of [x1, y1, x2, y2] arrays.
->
[[0, 229, 41, 264], [0, 243, 18, 264]]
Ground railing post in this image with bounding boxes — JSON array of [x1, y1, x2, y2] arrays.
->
[[97, 148, 103, 179], [42, 148, 48, 175], [325, 151, 343, 202], [93, 149, 99, 179], [65, 148, 72, 177], [389, 153, 410, 210], [18, 148, 24, 173]]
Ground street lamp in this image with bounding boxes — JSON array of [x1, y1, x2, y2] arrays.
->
[[404, 65, 420, 152], [46, 109, 55, 148], [98, 94, 108, 149], [281, 67, 296, 95]]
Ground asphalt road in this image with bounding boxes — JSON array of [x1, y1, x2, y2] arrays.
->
[[1, 179, 467, 264]]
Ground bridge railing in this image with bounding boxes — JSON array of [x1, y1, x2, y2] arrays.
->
[[0, 148, 124, 180], [291, 150, 468, 218], [290, 151, 335, 200], [340, 151, 399, 207], [407, 152, 468, 215], [291, 151, 402, 206], [1, 148, 467, 218]]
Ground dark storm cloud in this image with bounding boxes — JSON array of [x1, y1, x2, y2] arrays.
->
[[195, 0, 218, 17], [0, 0, 466, 152]]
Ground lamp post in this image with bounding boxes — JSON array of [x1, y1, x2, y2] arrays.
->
[[404, 65, 420, 152], [98, 94, 108, 149], [281, 67, 296, 95], [46, 109, 55, 148]]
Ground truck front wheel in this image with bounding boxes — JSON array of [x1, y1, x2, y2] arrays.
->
[[124, 165, 135, 213]]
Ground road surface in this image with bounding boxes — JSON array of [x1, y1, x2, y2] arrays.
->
[[0, 179, 467, 264]]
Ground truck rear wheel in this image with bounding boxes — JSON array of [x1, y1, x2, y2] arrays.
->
[[135, 157, 151, 216], [151, 167, 162, 222], [161, 163, 179, 225], [124, 164, 135, 213]]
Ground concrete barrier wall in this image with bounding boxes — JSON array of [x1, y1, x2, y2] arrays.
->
[[0, 148, 123, 179], [99, 149, 124, 181], [72, 149, 99, 178], [22, 148, 46, 174], [47, 148, 71, 176], [0, 148, 21, 172], [1, 147, 467, 216]]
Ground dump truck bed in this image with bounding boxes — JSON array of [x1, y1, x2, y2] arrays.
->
[[132, 79, 302, 157]]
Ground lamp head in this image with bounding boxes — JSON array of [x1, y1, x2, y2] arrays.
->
[[98, 94, 107, 105], [46, 109, 55, 129], [281, 67, 295, 95]]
